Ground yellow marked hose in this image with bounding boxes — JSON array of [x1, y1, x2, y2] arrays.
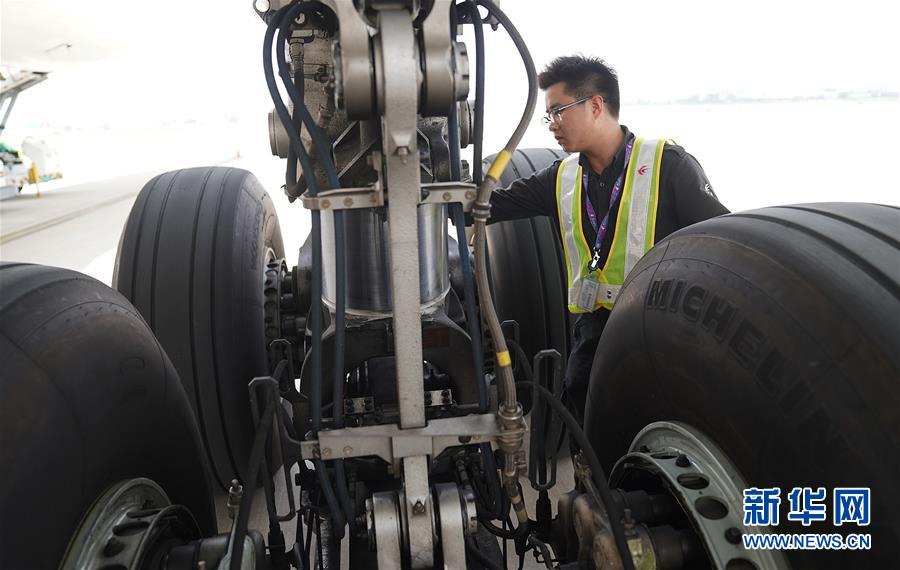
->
[[486, 150, 512, 181], [509, 491, 529, 524], [496, 350, 511, 367]]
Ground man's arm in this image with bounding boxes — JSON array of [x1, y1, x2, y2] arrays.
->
[[666, 148, 730, 225], [484, 161, 560, 224]]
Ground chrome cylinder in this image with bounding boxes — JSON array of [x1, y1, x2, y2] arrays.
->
[[321, 204, 449, 315]]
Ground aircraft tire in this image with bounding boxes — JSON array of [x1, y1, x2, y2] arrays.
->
[[0, 263, 216, 569], [113, 166, 284, 491], [583, 202, 900, 568]]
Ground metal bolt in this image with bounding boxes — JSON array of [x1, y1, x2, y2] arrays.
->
[[344, 197, 354, 207], [397, 146, 409, 156], [442, 192, 452, 201], [459, 435, 471, 444], [413, 499, 426, 515], [724, 527, 742, 544], [465, 191, 475, 200], [675, 454, 691, 468], [343, 446, 353, 456], [321, 199, 331, 209], [322, 447, 332, 457], [623, 508, 636, 537], [226, 479, 243, 520]]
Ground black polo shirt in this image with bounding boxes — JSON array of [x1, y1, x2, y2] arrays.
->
[[487, 125, 729, 338]]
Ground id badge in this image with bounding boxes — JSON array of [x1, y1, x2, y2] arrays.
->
[[577, 272, 600, 312]]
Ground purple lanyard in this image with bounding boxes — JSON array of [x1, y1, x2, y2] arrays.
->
[[583, 137, 635, 257]]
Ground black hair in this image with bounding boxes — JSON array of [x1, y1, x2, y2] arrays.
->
[[538, 55, 620, 119]]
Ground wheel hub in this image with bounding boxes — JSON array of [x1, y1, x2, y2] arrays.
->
[[611, 422, 789, 570], [60, 478, 200, 570]]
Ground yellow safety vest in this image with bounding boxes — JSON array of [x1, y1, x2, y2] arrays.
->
[[555, 137, 665, 313]]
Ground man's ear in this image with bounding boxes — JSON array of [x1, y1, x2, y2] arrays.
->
[[590, 96, 604, 119]]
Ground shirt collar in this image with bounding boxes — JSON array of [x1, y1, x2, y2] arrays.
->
[[579, 125, 634, 175], [612, 125, 634, 172]]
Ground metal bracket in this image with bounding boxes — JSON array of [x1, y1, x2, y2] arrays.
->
[[403, 456, 434, 568], [418, 0, 458, 115], [300, 413, 512, 463], [302, 181, 475, 212], [315, 0, 376, 118], [420, 181, 477, 210], [300, 184, 384, 211]]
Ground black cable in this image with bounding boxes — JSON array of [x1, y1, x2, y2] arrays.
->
[[293, 493, 307, 570], [474, 0, 536, 156], [229, 401, 276, 570], [471, 0, 539, 419], [304, 503, 315, 563], [265, 4, 347, 538], [265, 6, 318, 194], [502, 517, 508, 570], [463, 1, 485, 185], [315, 512, 325, 570], [291, 543, 306, 570], [274, 3, 356, 537], [446, 21, 487, 413], [505, 340, 562, 493], [514, 380, 636, 570], [285, 62, 303, 199], [276, 3, 340, 186], [466, 535, 503, 570], [468, 449, 504, 520], [480, 515, 517, 540]]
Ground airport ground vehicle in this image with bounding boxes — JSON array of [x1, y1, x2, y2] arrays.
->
[[1, 1, 898, 569]]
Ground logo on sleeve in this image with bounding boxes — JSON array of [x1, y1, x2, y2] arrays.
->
[[638, 165, 649, 176]]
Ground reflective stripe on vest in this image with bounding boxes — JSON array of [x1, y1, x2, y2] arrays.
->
[[555, 137, 665, 313]]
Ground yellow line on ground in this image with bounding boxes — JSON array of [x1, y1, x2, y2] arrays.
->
[[0, 192, 139, 245]]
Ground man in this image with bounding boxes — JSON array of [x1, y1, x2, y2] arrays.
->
[[487, 55, 729, 422]]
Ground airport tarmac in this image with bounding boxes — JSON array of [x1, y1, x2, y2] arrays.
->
[[0, 153, 309, 285]]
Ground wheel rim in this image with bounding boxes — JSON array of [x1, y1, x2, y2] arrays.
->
[[611, 421, 790, 570], [61, 478, 201, 570]]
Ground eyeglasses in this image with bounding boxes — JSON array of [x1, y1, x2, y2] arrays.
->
[[541, 95, 597, 125]]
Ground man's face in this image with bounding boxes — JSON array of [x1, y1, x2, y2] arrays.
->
[[544, 82, 595, 152]]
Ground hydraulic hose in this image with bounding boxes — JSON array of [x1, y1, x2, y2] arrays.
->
[[470, 0, 537, 419], [447, 13, 488, 413], [275, 2, 356, 532], [513, 379, 637, 570], [265, 2, 347, 536], [462, 0, 538, 536], [450, 7, 507, 524], [464, 0, 486, 185], [285, 51, 303, 198]]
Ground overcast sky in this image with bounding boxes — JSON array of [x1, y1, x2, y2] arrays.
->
[[2, 0, 898, 131]]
